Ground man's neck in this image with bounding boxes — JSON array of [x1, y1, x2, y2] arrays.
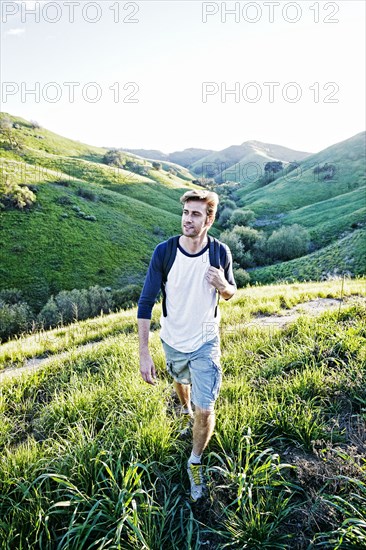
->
[[180, 233, 209, 254]]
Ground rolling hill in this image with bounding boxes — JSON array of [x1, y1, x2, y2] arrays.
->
[[1, 113, 365, 313], [125, 141, 311, 183], [237, 132, 366, 247], [0, 113, 202, 311]]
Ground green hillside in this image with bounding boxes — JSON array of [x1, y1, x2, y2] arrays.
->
[[250, 228, 366, 284], [238, 132, 366, 216], [1, 280, 365, 548], [0, 113, 199, 310], [190, 140, 310, 183]]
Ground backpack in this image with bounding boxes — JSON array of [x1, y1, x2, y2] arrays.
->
[[161, 235, 228, 318]]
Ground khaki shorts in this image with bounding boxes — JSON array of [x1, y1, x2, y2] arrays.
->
[[161, 336, 222, 412]]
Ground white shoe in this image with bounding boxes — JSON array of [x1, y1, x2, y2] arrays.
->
[[187, 462, 206, 502]]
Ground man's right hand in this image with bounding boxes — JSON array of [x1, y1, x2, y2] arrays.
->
[[139, 353, 157, 385]]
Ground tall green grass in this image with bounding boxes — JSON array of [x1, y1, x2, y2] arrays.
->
[[0, 281, 365, 548]]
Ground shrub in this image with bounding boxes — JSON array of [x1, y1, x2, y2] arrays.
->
[[112, 285, 142, 310], [229, 209, 255, 228], [30, 120, 41, 129], [0, 301, 33, 342], [77, 187, 98, 202], [58, 289, 91, 323], [103, 149, 125, 167], [0, 288, 24, 305], [219, 199, 236, 213], [233, 268, 250, 288], [221, 226, 263, 267], [266, 224, 311, 261], [220, 230, 244, 266], [0, 174, 36, 209], [37, 296, 60, 329], [152, 162, 162, 170], [37, 286, 114, 329], [55, 179, 71, 187], [56, 196, 73, 206], [218, 207, 235, 228], [88, 286, 114, 317]]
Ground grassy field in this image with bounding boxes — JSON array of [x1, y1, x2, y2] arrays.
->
[[1, 279, 365, 549]]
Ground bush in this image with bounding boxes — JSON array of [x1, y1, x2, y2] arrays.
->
[[266, 224, 311, 261], [229, 209, 255, 228], [0, 301, 33, 342], [88, 286, 114, 317], [37, 296, 60, 329], [56, 196, 73, 206], [219, 199, 236, 213], [77, 187, 98, 202], [221, 226, 263, 267], [54, 289, 90, 324], [103, 149, 125, 167], [0, 175, 36, 209], [233, 268, 250, 288], [218, 207, 235, 228], [30, 120, 41, 129], [220, 230, 244, 266], [0, 288, 24, 305], [112, 285, 142, 310]]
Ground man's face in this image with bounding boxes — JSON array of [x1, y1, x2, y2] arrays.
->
[[181, 200, 213, 238]]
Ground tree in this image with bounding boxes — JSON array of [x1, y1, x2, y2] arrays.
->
[[152, 161, 162, 170]]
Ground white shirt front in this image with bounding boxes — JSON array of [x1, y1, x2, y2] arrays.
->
[[160, 245, 221, 352]]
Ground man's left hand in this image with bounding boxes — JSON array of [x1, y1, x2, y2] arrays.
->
[[205, 266, 227, 293]]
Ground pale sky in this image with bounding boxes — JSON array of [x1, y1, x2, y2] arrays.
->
[[1, 0, 365, 154]]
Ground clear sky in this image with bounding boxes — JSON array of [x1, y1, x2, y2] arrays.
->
[[1, 0, 365, 154]]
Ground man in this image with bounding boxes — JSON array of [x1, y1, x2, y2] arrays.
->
[[137, 189, 236, 501]]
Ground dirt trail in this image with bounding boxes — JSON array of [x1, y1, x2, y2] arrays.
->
[[0, 298, 361, 383]]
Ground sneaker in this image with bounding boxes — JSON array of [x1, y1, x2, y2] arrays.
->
[[187, 462, 206, 502], [179, 413, 193, 437]]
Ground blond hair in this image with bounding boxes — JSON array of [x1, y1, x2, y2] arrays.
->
[[180, 189, 219, 219]]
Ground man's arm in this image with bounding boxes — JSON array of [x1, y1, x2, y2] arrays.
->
[[137, 243, 164, 384], [138, 318, 156, 385]]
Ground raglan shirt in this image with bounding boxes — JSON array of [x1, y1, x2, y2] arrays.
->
[[137, 237, 236, 353]]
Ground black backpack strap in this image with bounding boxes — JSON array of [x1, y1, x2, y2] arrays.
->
[[161, 235, 179, 317], [209, 237, 225, 318], [209, 236, 220, 269]]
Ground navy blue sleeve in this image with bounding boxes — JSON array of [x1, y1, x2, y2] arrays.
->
[[137, 242, 166, 319], [220, 243, 237, 289]]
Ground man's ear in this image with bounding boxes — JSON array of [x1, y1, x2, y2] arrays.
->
[[206, 215, 214, 227]]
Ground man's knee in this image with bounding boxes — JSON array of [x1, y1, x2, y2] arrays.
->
[[195, 406, 215, 422]]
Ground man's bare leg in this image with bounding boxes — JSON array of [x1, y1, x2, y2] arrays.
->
[[192, 406, 215, 456], [174, 381, 193, 414], [187, 406, 215, 501]]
